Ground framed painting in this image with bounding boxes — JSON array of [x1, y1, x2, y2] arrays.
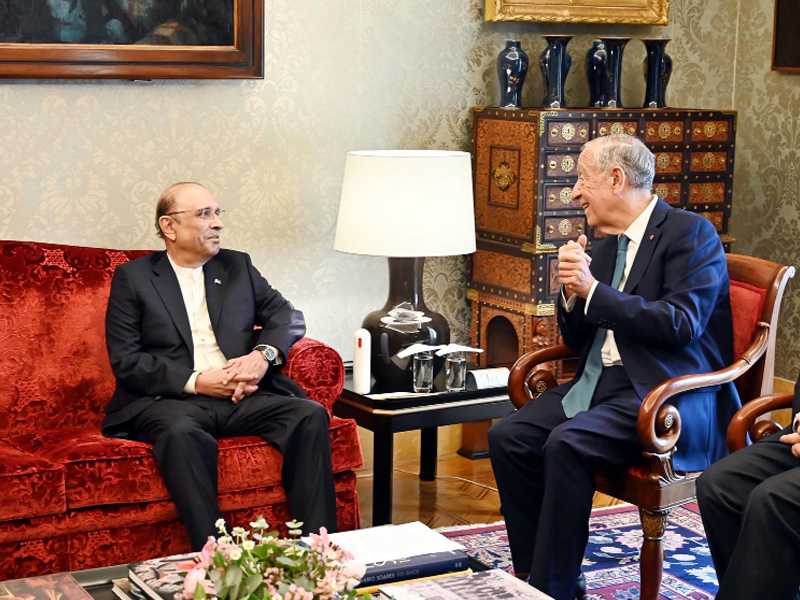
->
[[485, 0, 669, 24], [0, 0, 263, 79], [772, 0, 800, 71]]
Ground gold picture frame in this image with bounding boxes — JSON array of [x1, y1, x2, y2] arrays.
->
[[485, 0, 670, 24]]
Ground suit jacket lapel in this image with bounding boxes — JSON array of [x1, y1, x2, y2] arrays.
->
[[151, 252, 193, 352], [203, 256, 228, 338], [623, 197, 670, 294]]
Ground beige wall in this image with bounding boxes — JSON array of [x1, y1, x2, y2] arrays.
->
[[0, 0, 796, 465]]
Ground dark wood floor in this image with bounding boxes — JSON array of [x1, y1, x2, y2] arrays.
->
[[356, 453, 622, 529]]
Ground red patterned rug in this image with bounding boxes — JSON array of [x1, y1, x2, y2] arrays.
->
[[438, 503, 716, 600]]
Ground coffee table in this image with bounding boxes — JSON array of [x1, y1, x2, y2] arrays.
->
[[332, 376, 514, 526]]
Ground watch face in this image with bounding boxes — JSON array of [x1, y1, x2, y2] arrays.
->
[[262, 346, 277, 362]]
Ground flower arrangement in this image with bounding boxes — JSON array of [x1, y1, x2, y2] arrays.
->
[[175, 518, 366, 600]]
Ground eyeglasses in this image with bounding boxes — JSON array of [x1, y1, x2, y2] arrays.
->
[[165, 207, 225, 220]]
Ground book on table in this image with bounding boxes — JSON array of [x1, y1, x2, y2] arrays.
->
[[128, 553, 197, 600], [378, 568, 555, 599], [322, 521, 469, 589], [0, 573, 95, 600]]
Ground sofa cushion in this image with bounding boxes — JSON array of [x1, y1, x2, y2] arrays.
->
[[0, 241, 153, 438], [0, 439, 66, 521], [7, 418, 363, 510]]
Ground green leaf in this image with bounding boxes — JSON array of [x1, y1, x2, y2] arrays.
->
[[193, 584, 207, 600], [242, 574, 262, 597], [225, 564, 243, 588], [213, 553, 227, 569], [276, 556, 296, 567], [209, 570, 222, 587], [218, 588, 229, 600]]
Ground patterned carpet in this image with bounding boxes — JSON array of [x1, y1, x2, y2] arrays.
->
[[438, 503, 717, 600]]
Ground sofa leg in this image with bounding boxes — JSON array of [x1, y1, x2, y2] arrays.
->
[[639, 508, 668, 600]]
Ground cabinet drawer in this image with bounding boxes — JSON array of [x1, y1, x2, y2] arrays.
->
[[688, 181, 727, 204], [645, 121, 685, 142], [543, 216, 586, 241], [653, 181, 683, 205], [547, 120, 590, 146], [544, 184, 580, 210], [597, 120, 638, 137], [544, 153, 579, 178], [654, 151, 684, 174], [689, 206, 729, 233], [690, 151, 729, 172], [691, 120, 731, 142]]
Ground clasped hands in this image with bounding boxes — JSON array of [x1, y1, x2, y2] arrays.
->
[[558, 234, 596, 299], [195, 351, 268, 403]]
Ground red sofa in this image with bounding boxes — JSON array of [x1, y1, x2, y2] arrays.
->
[[0, 241, 363, 580]]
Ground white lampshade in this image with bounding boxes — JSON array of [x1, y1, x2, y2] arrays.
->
[[334, 150, 476, 257]]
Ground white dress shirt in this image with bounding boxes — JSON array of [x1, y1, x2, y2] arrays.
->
[[167, 253, 228, 393], [562, 195, 659, 367]]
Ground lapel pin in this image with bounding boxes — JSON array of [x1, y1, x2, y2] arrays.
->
[[649, 234, 655, 240], [214, 278, 222, 285]]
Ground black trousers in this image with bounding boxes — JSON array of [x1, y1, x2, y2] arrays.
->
[[488, 366, 642, 600], [131, 392, 338, 550], [696, 427, 800, 600]]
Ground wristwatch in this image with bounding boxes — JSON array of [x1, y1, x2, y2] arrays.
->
[[254, 344, 280, 365]]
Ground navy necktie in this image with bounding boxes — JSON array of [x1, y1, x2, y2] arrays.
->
[[561, 234, 629, 418]]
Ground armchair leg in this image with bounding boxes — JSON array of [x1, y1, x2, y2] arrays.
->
[[639, 508, 669, 600]]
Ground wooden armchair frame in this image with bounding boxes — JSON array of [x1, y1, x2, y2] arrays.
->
[[506, 254, 795, 600]]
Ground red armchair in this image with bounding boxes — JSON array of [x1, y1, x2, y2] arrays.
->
[[0, 241, 363, 580]]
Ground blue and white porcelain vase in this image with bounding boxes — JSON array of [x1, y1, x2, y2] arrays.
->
[[496, 40, 529, 109], [642, 38, 673, 108], [539, 35, 573, 108]]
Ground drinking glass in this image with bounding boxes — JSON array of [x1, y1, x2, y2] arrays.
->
[[445, 351, 467, 392], [412, 351, 434, 393]]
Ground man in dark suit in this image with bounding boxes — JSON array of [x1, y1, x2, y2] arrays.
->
[[489, 134, 737, 600], [103, 182, 337, 550], [697, 372, 800, 600]]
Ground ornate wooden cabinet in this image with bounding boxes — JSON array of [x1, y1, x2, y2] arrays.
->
[[467, 107, 737, 368]]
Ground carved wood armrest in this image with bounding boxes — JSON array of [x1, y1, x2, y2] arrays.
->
[[636, 322, 770, 456], [508, 345, 579, 409], [727, 391, 795, 452]]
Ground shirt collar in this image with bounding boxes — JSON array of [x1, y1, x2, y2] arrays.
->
[[623, 195, 659, 246], [166, 252, 203, 282]]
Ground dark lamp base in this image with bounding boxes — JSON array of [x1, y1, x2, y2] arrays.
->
[[363, 257, 450, 391]]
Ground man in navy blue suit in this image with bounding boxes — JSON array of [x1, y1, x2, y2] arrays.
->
[[489, 134, 737, 600]]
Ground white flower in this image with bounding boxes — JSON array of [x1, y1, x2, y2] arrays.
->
[[215, 518, 226, 532], [230, 548, 242, 560], [250, 518, 269, 529], [285, 519, 303, 530], [289, 528, 303, 536], [231, 527, 246, 537], [242, 540, 255, 551], [218, 536, 234, 545]]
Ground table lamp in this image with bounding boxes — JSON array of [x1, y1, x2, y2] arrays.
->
[[334, 150, 476, 390]]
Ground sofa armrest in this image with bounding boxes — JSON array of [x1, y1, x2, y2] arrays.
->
[[284, 338, 345, 415]]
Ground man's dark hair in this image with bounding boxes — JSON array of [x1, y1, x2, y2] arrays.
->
[[155, 182, 206, 239]]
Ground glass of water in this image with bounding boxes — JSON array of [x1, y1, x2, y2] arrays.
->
[[445, 351, 467, 392], [412, 351, 434, 393]]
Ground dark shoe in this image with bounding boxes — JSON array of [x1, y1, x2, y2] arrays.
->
[[575, 572, 587, 600]]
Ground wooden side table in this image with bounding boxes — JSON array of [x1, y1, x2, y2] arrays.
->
[[333, 378, 514, 526]]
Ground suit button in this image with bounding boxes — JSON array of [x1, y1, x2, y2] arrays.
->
[[155, 396, 162, 400]]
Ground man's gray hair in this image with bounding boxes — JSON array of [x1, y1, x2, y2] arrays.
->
[[584, 134, 655, 191]]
